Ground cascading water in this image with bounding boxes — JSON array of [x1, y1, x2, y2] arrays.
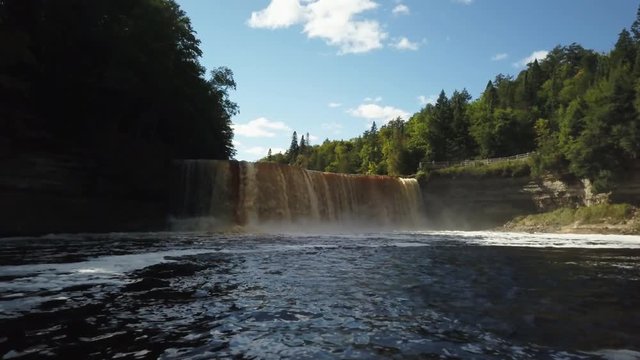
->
[[173, 160, 425, 231]]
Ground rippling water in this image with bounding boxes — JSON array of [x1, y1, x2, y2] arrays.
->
[[1, 231, 640, 359]]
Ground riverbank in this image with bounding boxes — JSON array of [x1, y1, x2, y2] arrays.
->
[[501, 203, 640, 235]]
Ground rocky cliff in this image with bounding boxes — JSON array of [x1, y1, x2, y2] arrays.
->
[[0, 151, 169, 237], [421, 169, 640, 230]]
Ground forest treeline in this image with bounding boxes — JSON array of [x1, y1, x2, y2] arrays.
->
[[265, 8, 640, 192], [0, 0, 236, 198], [0, 0, 236, 157]]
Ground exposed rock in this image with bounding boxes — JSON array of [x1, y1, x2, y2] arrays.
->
[[0, 153, 168, 236], [421, 171, 640, 230]]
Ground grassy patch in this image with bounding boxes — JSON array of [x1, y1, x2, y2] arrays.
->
[[429, 158, 531, 179], [511, 203, 636, 228]]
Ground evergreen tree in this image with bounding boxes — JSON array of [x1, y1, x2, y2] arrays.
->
[[484, 81, 499, 112], [611, 29, 636, 68], [631, 5, 640, 42], [288, 131, 299, 163], [449, 89, 475, 159], [300, 135, 307, 153], [427, 90, 453, 161]]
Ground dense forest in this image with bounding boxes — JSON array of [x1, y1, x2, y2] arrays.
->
[[265, 8, 640, 192], [0, 0, 236, 197]]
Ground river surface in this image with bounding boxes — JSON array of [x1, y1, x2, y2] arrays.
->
[[1, 231, 640, 359]]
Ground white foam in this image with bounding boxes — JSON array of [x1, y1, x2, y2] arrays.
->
[[586, 349, 640, 360], [415, 230, 640, 249]]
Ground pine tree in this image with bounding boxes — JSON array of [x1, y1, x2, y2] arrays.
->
[[288, 131, 299, 163], [631, 5, 640, 42], [611, 29, 636, 68], [484, 81, 498, 112], [300, 135, 307, 154]]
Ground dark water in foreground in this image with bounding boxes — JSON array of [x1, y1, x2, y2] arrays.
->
[[1, 231, 639, 359]]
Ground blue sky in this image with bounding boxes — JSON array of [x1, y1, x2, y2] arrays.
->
[[175, 0, 638, 161]]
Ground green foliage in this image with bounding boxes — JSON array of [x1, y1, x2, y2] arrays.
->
[[0, 0, 236, 160], [415, 170, 429, 186], [265, 5, 640, 190], [430, 158, 531, 179], [511, 203, 636, 228]]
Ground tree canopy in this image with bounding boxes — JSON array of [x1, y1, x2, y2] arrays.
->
[[0, 0, 236, 160], [263, 7, 640, 192]]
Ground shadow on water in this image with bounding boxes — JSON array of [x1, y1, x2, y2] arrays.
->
[[0, 231, 639, 359]]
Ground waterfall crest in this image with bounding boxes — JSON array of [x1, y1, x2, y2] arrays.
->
[[174, 160, 424, 231]]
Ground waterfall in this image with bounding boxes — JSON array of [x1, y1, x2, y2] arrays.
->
[[174, 160, 425, 231]]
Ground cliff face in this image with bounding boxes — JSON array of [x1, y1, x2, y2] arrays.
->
[[421, 170, 640, 230], [422, 176, 578, 230], [0, 152, 169, 237]]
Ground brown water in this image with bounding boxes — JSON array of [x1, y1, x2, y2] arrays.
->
[[1, 231, 639, 359], [175, 160, 424, 230]]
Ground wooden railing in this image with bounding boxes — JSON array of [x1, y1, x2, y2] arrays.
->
[[420, 152, 534, 170]]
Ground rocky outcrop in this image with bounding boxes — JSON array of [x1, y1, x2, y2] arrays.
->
[[0, 153, 169, 237], [421, 168, 640, 230], [421, 175, 582, 230]]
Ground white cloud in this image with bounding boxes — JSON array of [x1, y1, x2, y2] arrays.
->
[[248, 0, 387, 54], [364, 96, 382, 102], [513, 50, 549, 68], [418, 94, 437, 106], [248, 0, 305, 29], [322, 122, 343, 134], [392, 4, 409, 15], [452, 0, 474, 4], [348, 103, 409, 122], [491, 53, 508, 61], [232, 117, 291, 138], [328, 102, 342, 108], [305, 0, 386, 54], [392, 37, 419, 51], [308, 134, 319, 142]]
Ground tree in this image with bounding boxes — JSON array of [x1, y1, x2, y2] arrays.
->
[[0, 0, 237, 159], [288, 131, 299, 163], [299, 134, 307, 154], [449, 89, 475, 159], [426, 90, 453, 161], [484, 80, 499, 112], [631, 4, 640, 42], [611, 29, 636, 68]]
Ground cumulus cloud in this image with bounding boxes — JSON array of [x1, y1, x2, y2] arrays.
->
[[328, 102, 342, 108], [513, 50, 549, 68], [418, 94, 437, 106], [491, 53, 508, 61], [364, 96, 382, 102], [248, 0, 305, 28], [232, 117, 291, 138], [248, 0, 387, 54], [392, 4, 409, 15], [392, 37, 419, 51], [348, 103, 409, 123]]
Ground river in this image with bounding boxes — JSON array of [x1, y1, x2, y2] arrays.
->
[[1, 231, 639, 359]]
